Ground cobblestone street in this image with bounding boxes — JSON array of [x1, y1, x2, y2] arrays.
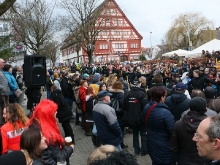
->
[[68, 117, 152, 165], [38, 91, 152, 165]]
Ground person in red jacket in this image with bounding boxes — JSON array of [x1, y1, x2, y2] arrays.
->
[[79, 80, 88, 131], [1, 103, 28, 154]]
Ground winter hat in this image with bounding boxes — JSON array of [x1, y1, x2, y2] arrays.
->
[[93, 73, 101, 80], [118, 77, 124, 83], [189, 97, 207, 113], [97, 90, 112, 98], [83, 73, 89, 79], [132, 79, 140, 86], [48, 69, 53, 76], [176, 82, 186, 91], [205, 86, 215, 104]]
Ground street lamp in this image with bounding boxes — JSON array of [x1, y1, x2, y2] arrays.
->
[[150, 32, 152, 59], [162, 39, 164, 54]]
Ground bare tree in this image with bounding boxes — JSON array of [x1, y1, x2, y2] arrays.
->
[[42, 40, 60, 67], [60, 0, 113, 64], [0, 0, 16, 16], [11, 0, 57, 54], [165, 12, 214, 51]]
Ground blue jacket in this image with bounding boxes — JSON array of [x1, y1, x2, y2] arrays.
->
[[4, 71, 18, 95], [93, 101, 122, 146], [143, 100, 175, 164], [165, 91, 190, 121]]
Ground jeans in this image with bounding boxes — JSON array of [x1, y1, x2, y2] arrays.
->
[[61, 119, 75, 144], [47, 91, 51, 99], [65, 97, 73, 110], [75, 107, 80, 123], [16, 89, 25, 106], [9, 94, 16, 103], [132, 124, 147, 154], [115, 144, 122, 152]]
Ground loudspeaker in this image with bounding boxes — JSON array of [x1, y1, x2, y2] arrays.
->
[[23, 55, 46, 87]]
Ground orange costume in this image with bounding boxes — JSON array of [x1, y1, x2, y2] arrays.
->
[[1, 121, 26, 154]]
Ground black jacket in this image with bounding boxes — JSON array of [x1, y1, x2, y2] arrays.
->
[[123, 87, 148, 126], [128, 72, 136, 83], [165, 91, 190, 121], [33, 144, 73, 165], [188, 76, 205, 91], [170, 111, 207, 165], [109, 89, 125, 125], [46, 76, 53, 91], [60, 77, 73, 99], [85, 95, 98, 120], [51, 89, 73, 123]]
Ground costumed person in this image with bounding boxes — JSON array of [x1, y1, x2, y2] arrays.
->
[[29, 99, 74, 165]]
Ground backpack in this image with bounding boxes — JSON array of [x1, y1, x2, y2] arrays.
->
[[75, 91, 85, 110], [110, 97, 123, 113]]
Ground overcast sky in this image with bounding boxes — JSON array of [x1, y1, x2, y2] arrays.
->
[[50, 0, 220, 48], [115, 0, 220, 48]]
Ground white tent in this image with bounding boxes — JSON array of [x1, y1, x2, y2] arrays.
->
[[162, 49, 190, 57], [186, 39, 220, 57]]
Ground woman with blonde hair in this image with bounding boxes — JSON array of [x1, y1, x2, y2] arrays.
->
[[1, 103, 29, 154], [106, 74, 116, 90], [87, 145, 118, 165], [139, 76, 148, 91]]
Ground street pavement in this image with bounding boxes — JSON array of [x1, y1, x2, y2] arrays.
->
[[68, 118, 152, 165], [36, 91, 152, 165]]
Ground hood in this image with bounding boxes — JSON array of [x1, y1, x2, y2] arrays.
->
[[4, 71, 12, 75], [109, 89, 124, 93], [170, 92, 187, 103], [130, 87, 146, 93], [53, 89, 62, 94], [183, 111, 207, 133], [205, 86, 215, 98]]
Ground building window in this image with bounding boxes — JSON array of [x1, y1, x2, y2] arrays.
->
[[100, 44, 108, 49], [101, 31, 109, 35], [106, 9, 110, 14], [117, 20, 122, 26], [106, 19, 110, 26], [130, 43, 138, 48], [122, 31, 128, 35], [114, 31, 121, 35], [115, 44, 125, 49]]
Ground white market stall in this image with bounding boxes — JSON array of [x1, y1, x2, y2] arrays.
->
[[162, 49, 190, 57], [186, 39, 220, 57]]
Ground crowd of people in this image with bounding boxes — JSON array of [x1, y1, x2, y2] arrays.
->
[[0, 50, 220, 164]]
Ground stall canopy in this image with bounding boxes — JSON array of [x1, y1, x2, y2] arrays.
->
[[186, 39, 220, 57], [162, 49, 190, 57]]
